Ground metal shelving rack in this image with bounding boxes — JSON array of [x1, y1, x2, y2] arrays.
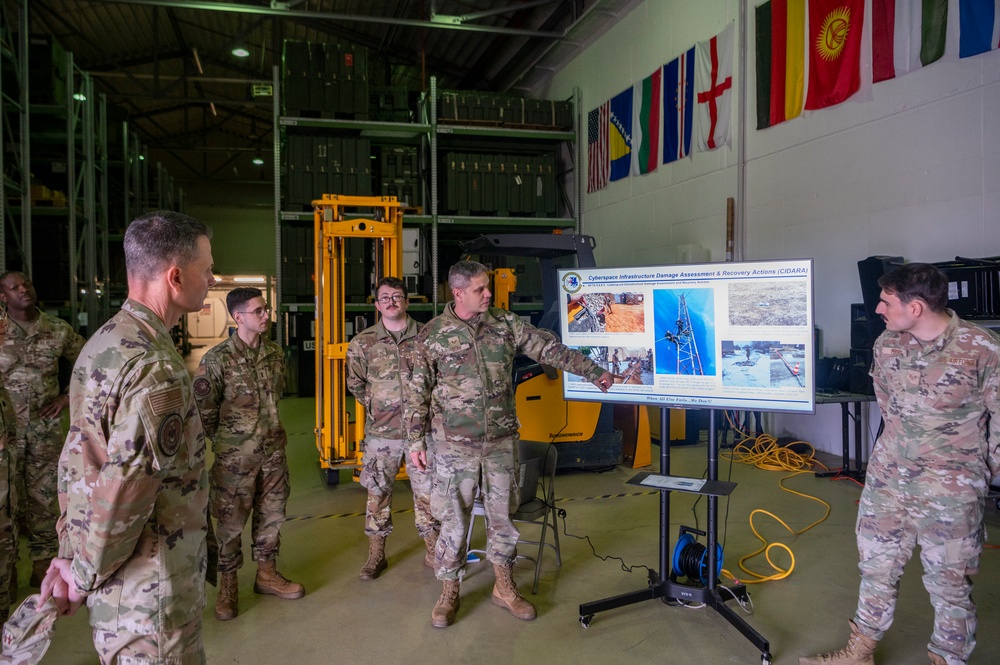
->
[[1, 1, 164, 333], [272, 67, 583, 343]]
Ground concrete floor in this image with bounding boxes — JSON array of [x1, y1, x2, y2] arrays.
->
[[19, 362, 1000, 664]]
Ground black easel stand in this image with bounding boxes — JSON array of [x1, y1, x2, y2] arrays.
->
[[578, 408, 773, 665]]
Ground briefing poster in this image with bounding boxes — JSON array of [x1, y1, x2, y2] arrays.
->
[[557, 259, 815, 413]]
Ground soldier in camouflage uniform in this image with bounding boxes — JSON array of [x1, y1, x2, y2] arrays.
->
[[0, 314, 20, 623], [39, 211, 215, 664], [801, 263, 1000, 665], [405, 261, 612, 628], [194, 287, 304, 622], [346, 277, 440, 581], [0, 271, 86, 590]]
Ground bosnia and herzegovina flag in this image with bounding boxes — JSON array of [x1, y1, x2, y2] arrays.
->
[[609, 87, 633, 182]]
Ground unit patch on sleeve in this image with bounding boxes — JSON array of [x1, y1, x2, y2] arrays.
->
[[157, 413, 184, 457]]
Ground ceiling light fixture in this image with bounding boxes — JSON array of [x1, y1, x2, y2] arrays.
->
[[231, 46, 250, 58], [252, 157, 264, 166]]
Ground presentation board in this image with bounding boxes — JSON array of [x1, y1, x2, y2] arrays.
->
[[557, 259, 815, 413]]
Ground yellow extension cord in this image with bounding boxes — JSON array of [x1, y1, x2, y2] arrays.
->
[[718, 412, 832, 586]]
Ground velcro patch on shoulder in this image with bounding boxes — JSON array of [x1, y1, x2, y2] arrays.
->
[[157, 413, 184, 457], [147, 387, 184, 416], [193, 377, 212, 398]]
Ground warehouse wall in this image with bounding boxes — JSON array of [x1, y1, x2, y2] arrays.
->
[[185, 203, 274, 277], [541, 0, 1000, 453]]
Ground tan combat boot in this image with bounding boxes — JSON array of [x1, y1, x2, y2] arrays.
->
[[491, 562, 537, 621], [214, 572, 239, 621], [359, 535, 388, 580], [928, 651, 947, 665], [799, 621, 877, 665], [431, 579, 461, 628], [253, 560, 305, 599], [423, 531, 439, 569], [29, 559, 51, 588]]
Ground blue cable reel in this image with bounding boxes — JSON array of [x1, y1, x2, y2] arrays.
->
[[672, 529, 723, 586]]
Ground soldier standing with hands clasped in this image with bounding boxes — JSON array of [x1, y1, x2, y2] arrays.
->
[[194, 287, 304, 622], [405, 260, 612, 628], [346, 277, 440, 581], [41, 211, 215, 663]]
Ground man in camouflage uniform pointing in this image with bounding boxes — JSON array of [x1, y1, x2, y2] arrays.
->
[[801, 263, 1000, 665], [0, 272, 85, 590], [194, 286, 304, 622], [405, 260, 612, 628], [40, 211, 216, 663], [347, 276, 440, 581]]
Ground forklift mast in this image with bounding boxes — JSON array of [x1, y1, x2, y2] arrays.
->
[[314, 194, 404, 486]]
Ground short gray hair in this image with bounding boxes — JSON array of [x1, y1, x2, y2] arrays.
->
[[448, 260, 488, 290], [124, 211, 211, 281]]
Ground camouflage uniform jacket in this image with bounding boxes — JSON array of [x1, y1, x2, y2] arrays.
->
[[870, 309, 1000, 488], [193, 333, 287, 454], [346, 317, 421, 439], [0, 381, 16, 508], [57, 299, 209, 634], [405, 303, 605, 453], [0, 309, 85, 427]]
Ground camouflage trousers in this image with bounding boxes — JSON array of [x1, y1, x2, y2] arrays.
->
[[11, 417, 61, 561], [854, 461, 983, 665], [359, 437, 439, 539], [210, 446, 289, 574], [0, 447, 14, 620], [92, 617, 205, 665], [430, 436, 521, 581]]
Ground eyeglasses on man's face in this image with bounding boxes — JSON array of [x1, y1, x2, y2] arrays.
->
[[237, 305, 271, 318], [377, 294, 406, 304]]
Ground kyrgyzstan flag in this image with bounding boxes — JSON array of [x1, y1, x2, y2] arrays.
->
[[755, 0, 806, 129], [959, 0, 1000, 58], [872, 0, 947, 83], [632, 68, 662, 175], [804, 0, 865, 110]]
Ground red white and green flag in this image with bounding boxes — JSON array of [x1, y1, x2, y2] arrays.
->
[[804, 0, 865, 110], [872, 0, 947, 83], [632, 68, 662, 175]]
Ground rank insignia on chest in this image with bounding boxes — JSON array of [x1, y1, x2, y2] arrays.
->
[[447, 336, 462, 350]]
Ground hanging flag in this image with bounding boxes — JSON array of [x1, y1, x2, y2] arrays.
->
[[587, 101, 609, 193], [755, 0, 806, 129], [959, 0, 1000, 58], [609, 88, 633, 181], [632, 68, 662, 175], [804, 0, 865, 110], [696, 22, 735, 151], [663, 47, 695, 164], [872, 0, 947, 83]]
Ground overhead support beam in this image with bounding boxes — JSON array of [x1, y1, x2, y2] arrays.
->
[[99, 0, 567, 38]]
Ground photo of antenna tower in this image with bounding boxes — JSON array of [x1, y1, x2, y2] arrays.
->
[[653, 288, 716, 376]]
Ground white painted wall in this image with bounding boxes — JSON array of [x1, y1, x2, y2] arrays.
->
[[539, 0, 1000, 455]]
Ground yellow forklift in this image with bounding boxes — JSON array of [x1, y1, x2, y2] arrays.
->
[[313, 194, 403, 486]]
